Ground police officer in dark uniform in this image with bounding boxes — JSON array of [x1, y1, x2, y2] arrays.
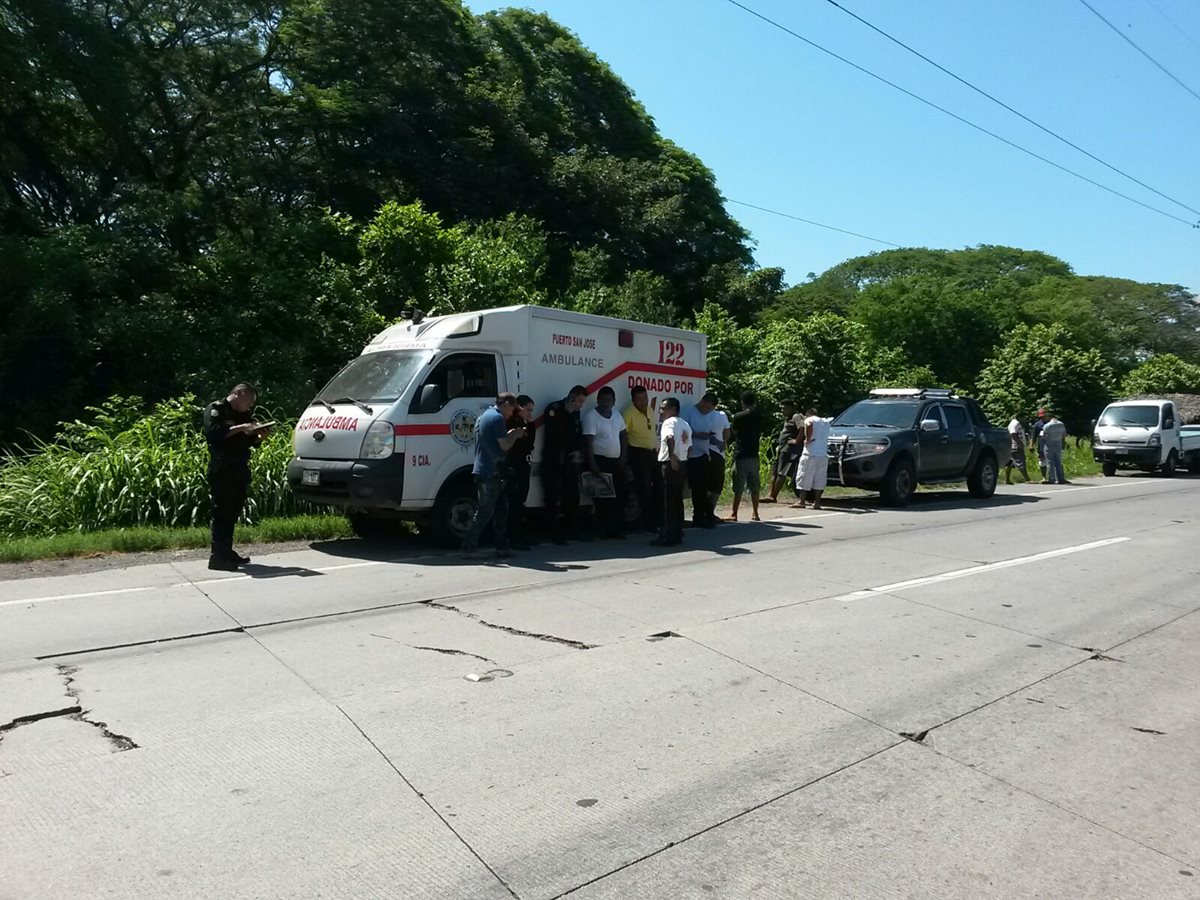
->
[[504, 394, 537, 550], [203, 383, 270, 571], [540, 385, 588, 544]]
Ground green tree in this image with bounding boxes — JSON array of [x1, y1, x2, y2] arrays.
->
[[690, 302, 759, 405], [747, 314, 874, 415], [1120, 354, 1200, 397], [849, 275, 1008, 388], [976, 324, 1115, 430]]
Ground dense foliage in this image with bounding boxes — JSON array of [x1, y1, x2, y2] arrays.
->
[[0, 396, 302, 537], [0, 0, 760, 441]]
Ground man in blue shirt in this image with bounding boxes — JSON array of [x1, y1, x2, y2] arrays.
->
[[463, 393, 527, 559]]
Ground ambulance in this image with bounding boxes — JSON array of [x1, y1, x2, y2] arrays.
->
[[287, 305, 707, 543]]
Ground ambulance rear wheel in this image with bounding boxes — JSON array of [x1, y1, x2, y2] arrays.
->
[[432, 480, 477, 547]]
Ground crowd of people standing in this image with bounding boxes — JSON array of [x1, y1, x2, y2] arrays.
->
[[460, 386, 838, 558], [1004, 408, 1072, 486]]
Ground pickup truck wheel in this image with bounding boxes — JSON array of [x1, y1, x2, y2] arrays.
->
[[431, 479, 477, 547], [880, 458, 915, 507], [1161, 450, 1178, 477], [1101, 460, 1117, 477], [967, 452, 998, 499]]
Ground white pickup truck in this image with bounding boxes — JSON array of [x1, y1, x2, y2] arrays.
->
[[1092, 398, 1200, 476]]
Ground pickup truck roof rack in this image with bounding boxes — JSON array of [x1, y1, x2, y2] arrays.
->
[[868, 388, 958, 399]]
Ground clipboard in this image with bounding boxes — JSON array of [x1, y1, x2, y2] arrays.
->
[[580, 471, 616, 499]]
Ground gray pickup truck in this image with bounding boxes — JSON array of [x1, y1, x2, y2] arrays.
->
[[824, 389, 1011, 506]]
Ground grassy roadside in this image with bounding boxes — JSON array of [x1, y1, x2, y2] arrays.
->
[[0, 515, 354, 564]]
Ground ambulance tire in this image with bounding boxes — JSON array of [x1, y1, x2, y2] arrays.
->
[[431, 478, 477, 547], [347, 513, 405, 541]]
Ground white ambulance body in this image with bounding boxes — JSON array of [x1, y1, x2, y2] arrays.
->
[[288, 305, 707, 542]]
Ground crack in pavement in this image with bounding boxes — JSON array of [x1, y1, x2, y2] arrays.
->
[[0, 666, 138, 752], [370, 633, 497, 664], [0, 705, 83, 740], [57, 665, 140, 751], [421, 600, 597, 650]]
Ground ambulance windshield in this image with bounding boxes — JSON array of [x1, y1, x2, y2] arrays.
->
[[317, 351, 425, 404]]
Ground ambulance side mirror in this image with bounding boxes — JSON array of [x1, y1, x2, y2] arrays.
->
[[418, 384, 444, 414]]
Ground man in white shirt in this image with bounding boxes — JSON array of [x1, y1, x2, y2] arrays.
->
[[793, 407, 832, 509], [683, 393, 719, 528], [706, 402, 733, 522], [652, 397, 692, 547], [1004, 414, 1028, 484], [582, 385, 628, 537]]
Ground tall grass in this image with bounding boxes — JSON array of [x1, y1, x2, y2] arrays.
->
[[0, 395, 319, 539]]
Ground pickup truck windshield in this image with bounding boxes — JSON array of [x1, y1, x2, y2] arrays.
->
[[834, 401, 919, 429], [317, 351, 425, 404], [1098, 405, 1159, 428]]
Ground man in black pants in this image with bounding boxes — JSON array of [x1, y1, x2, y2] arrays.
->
[[203, 383, 270, 571], [684, 392, 718, 528], [582, 386, 628, 538], [651, 397, 693, 548], [623, 385, 661, 534], [540, 385, 588, 544], [505, 395, 537, 549]]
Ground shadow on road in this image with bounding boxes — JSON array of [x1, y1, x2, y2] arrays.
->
[[308, 518, 810, 570], [238, 563, 324, 579], [816, 490, 1044, 513]]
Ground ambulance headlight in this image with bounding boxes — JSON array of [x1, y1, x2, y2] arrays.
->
[[360, 420, 395, 459]]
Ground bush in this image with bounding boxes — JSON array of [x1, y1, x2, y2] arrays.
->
[[0, 395, 317, 538]]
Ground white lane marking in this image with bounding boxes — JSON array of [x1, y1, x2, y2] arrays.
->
[[1020, 479, 1180, 497], [182, 560, 388, 588], [836, 536, 1130, 602], [0, 585, 157, 608], [771, 512, 846, 524], [0, 561, 393, 606]]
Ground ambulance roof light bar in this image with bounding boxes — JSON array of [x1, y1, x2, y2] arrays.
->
[[868, 388, 957, 399]]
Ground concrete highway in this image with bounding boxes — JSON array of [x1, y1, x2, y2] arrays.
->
[[1, 476, 1198, 899]]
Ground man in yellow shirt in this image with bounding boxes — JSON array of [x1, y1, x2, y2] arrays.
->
[[624, 385, 661, 533]]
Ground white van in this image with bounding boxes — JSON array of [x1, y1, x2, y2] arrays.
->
[[288, 305, 707, 542], [1092, 398, 1200, 476]]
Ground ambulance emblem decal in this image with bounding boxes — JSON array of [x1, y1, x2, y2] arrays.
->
[[450, 409, 477, 446]]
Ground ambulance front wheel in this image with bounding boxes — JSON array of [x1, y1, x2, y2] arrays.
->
[[347, 512, 405, 540], [431, 479, 477, 547]]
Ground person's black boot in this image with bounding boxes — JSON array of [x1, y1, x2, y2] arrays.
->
[[208, 556, 238, 572], [227, 551, 251, 565]]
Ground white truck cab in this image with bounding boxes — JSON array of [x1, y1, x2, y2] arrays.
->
[[1092, 398, 1200, 476], [287, 305, 707, 542]]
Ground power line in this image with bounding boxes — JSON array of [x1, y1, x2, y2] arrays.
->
[[821, 0, 1200, 218], [1077, 0, 1200, 105], [726, 199, 900, 247], [1146, 0, 1200, 55], [719, 0, 1197, 229]]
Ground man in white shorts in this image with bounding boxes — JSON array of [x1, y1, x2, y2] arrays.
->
[[793, 407, 832, 509]]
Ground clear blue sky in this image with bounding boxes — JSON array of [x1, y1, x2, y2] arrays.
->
[[466, 0, 1200, 293]]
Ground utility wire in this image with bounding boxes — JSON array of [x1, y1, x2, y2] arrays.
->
[[1146, 0, 1200, 55], [822, 0, 1200, 218], [719, 0, 1197, 229], [726, 199, 900, 247], [1077, 0, 1200, 105]]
